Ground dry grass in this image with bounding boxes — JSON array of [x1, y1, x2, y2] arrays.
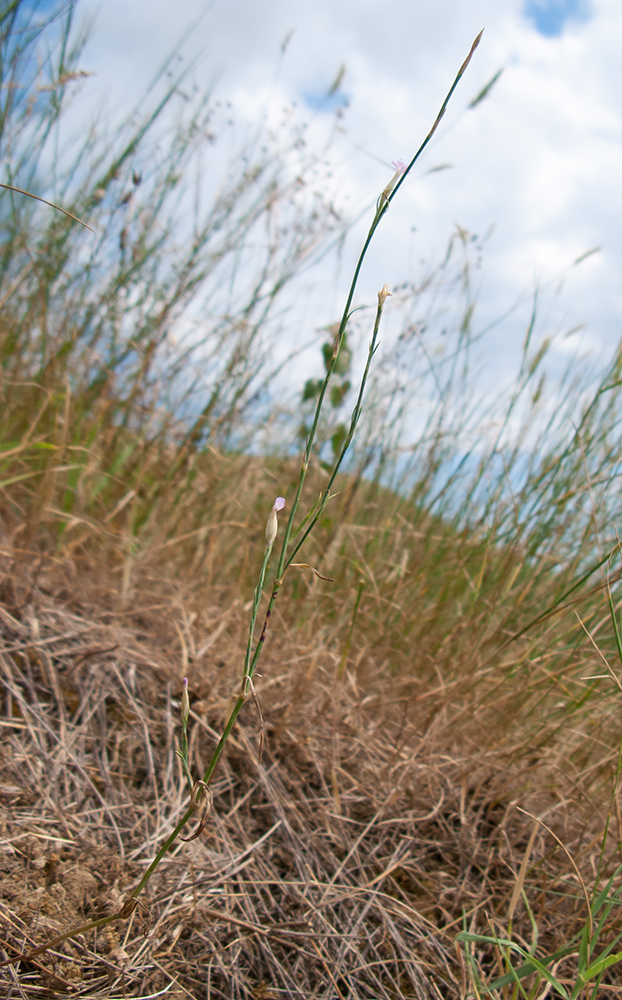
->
[[4, 4, 622, 997], [1, 482, 622, 999]]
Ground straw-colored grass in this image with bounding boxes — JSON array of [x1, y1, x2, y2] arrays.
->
[[3, 451, 622, 999], [3, 3, 622, 998]]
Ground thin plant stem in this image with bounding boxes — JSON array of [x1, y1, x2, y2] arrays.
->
[[126, 25, 484, 894], [0, 181, 95, 230]]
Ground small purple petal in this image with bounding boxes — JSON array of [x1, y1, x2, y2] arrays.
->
[[183, 677, 188, 689], [391, 160, 406, 173], [273, 497, 286, 511]]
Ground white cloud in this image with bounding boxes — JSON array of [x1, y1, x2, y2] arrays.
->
[[76, 0, 622, 405]]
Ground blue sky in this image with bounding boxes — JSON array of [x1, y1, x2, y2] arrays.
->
[[524, 0, 593, 36]]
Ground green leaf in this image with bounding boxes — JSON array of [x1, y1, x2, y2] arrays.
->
[[468, 67, 503, 109], [110, 439, 140, 477], [457, 934, 571, 998], [0, 469, 48, 488], [591, 869, 622, 921], [330, 380, 351, 408], [331, 423, 347, 459], [577, 921, 590, 977], [322, 340, 333, 372], [330, 384, 343, 408], [487, 942, 577, 990], [302, 378, 323, 402], [291, 493, 324, 540], [581, 949, 622, 982]]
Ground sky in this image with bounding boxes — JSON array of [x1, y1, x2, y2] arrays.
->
[[72, 0, 622, 412]]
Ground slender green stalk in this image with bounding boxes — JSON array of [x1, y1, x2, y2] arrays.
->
[[128, 803, 197, 899], [132, 27, 484, 888], [242, 285, 390, 683], [243, 537, 276, 687], [285, 287, 388, 570], [241, 32, 484, 672]]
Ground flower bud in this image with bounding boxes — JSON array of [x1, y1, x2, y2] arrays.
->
[[380, 159, 407, 203], [265, 496, 285, 546]]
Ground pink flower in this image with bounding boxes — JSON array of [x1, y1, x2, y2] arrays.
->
[[380, 161, 408, 204]]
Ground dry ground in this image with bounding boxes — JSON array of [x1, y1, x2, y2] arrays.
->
[[1, 539, 620, 1000]]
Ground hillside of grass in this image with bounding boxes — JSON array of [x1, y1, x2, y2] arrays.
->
[[3, 3, 622, 998]]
